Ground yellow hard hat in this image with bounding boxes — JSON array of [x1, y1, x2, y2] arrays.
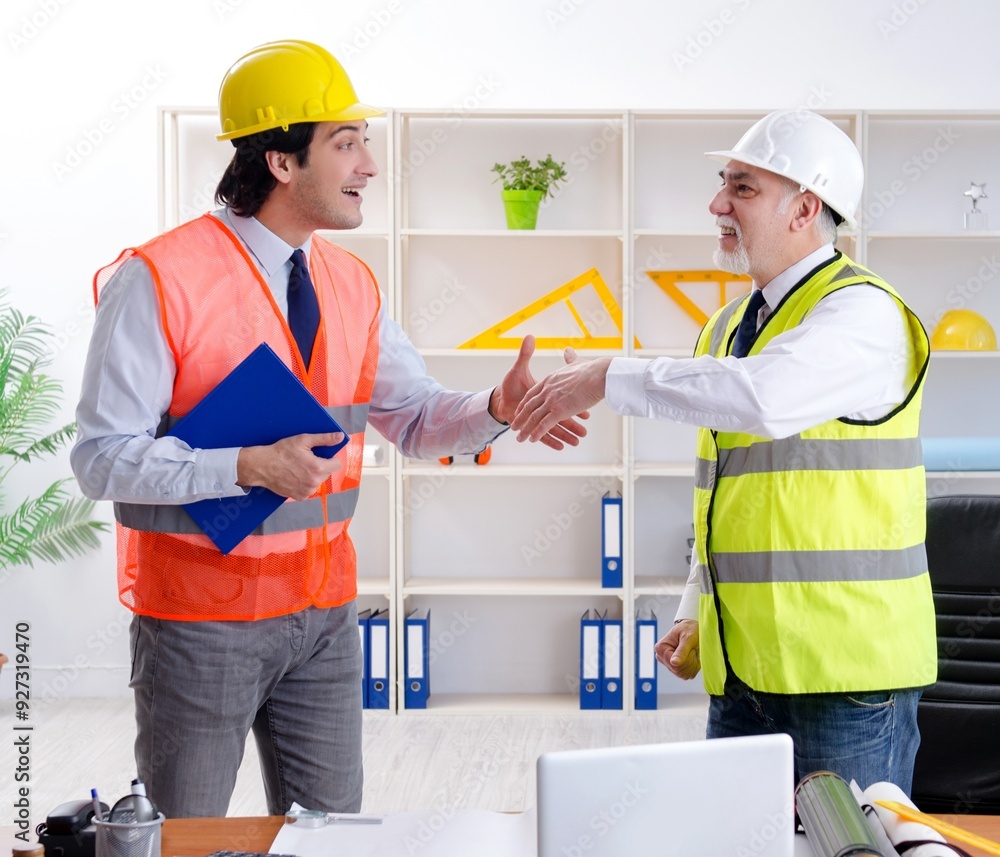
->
[[217, 40, 384, 141], [930, 309, 998, 351]]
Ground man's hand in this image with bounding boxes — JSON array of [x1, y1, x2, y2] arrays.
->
[[654, 619, 701, 680], [237, 432, 344, 501], [510, 348, 611, 443], [489, 335, 589, 451]]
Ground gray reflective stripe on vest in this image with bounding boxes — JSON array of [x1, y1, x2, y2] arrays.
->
[[158, 403, 369, 437], [697, 564, 713, 595], [708, 301, 745, 356], [694, 457, 716, 490], [710, 544, 927, 584], [114, 487, 360, 536], [717, 437, 923, 477]]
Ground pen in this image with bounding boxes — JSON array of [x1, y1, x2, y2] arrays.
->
[[327, 813, 383, 825], [91, 788, 103, 822], [874, 800, 1000, 857]]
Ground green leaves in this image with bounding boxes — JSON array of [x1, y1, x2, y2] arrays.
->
[[0, 290, 109, 570], [491, 154, 568, 199]]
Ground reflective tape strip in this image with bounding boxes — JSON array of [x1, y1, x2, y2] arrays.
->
[[697, 564, 713, 595], [711, 544, 927, 584], [694, 457, 717, 490], [115, 488, 360, 535], [717, 437, 923, 476], [159, 403, 369, 437], [708, 301, 745, 356]]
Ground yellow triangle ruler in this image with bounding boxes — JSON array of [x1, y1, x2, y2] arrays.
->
[[458, 268, 639, 350], [645, 270, 751, 327]]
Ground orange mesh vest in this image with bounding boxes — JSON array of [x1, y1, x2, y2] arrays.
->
[[94, 214, 381, 621]]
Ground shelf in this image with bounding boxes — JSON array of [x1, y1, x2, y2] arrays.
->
[[357, 578, 392, 597], [634, 576, 688, 596], [867, 231, 1000, 240], [401, 693, 593, 715], [401, 228, 623, 238], [402, 577, 622, 597], [402, 463, 625, 478], [633, 463, 696, 478]]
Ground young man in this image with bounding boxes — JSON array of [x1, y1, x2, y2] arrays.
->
[[512, 109, 937, 793], [71, 40, 585, 818]]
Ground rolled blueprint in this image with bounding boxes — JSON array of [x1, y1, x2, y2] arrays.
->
[[860, 781, 957, 857], [795, 771, 886, 857]]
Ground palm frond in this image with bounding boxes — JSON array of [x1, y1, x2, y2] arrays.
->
[[19, 496, 110, 566], [0, 481, 71, 569], [0, 373, 70, 457]]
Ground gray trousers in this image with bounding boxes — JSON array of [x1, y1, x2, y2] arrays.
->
[[129, 602, 363, 818]]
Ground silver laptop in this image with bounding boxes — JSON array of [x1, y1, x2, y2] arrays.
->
[[536, 733, 795, 857]]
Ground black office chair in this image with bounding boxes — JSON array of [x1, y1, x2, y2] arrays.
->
[[910, 494, 1000, 814]]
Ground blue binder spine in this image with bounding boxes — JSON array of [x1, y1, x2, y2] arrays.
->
[[579, 609, 602, 710], [635, 609, 658, 710], [367, 608, 390, 709], [357, 608, 371, 709], [404, 608, 431, 709], [601, 612, 623, 710], [601, 494, 623, 588]]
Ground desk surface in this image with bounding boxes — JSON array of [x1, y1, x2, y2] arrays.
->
[[161, 814, 1000, 857]]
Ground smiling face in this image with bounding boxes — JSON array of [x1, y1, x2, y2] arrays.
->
[[709, 161, 803, 285], [290, 121, 378, 231]]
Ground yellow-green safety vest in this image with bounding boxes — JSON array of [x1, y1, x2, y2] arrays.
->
[[694, 251, 938, 695]]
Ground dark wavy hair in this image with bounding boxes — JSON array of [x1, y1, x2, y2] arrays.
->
[[214, 123, 318, 217]]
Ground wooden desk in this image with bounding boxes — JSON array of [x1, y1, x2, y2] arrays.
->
[[162, 813, 1000, 857]]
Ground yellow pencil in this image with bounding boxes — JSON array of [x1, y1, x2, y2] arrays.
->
[[873, 800, 1000, 857]]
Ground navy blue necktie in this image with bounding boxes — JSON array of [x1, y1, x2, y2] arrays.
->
[[288, 249, 320, 370], [730, 289, 767, 358]]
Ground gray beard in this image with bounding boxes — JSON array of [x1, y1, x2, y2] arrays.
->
[[713, 244, 751, 276]]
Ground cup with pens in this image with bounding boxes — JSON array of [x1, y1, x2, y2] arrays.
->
[[93, 779, 164, 857]]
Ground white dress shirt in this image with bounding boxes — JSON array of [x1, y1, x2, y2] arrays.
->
[[604, 245, 916, 621], [71, 209, 506, 504]]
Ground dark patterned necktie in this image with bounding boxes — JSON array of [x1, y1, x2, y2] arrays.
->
[[288, 248, 320, 369], [730, 289, 767, 358]]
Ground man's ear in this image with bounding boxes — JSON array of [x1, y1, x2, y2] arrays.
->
[[790, 191, 823, 233], [264, 150, 294, 185]]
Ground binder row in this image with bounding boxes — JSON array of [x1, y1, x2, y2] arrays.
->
[[359, 607, 432, 710], [580, 609, 658, 710]]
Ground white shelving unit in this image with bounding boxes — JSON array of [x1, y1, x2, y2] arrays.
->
[[159, 107, 1000, 716]]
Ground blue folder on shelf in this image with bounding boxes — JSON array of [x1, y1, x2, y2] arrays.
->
[[635, 609, 658, 710], [358, 608, 371, 709], [601, 494, 623, 588], [404, 608, 431, 709], [579, 609, 603, 710], [601, 612, 623, 710], [367, 608, 390, 709], [166, 343, 349, 555]]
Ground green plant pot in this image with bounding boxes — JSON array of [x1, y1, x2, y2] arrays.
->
[[501, 189, 544, 229]]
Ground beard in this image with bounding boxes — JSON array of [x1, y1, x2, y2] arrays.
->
[[713, 219, 751, 275]]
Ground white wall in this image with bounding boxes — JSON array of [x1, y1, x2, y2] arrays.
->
[[1, 0, 997, 699]]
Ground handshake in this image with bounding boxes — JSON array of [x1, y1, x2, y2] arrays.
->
[[487, 334, 613, 450]]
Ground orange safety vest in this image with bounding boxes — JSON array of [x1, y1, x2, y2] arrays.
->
[[94, 214, 381, 621]]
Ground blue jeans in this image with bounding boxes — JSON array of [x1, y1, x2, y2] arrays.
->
[[129, 602, 363, 818], [707, 675, 922, 795]]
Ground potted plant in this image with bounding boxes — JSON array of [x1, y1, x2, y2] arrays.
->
[[0, 289, 108, 569], [491, 154, 568, 230]]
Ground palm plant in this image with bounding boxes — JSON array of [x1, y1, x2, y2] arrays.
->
[[0, 290, 108, 569]]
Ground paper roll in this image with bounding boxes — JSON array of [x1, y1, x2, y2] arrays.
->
[[860, 782, 955, 857]]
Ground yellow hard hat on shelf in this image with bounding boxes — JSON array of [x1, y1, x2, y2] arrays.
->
[[930, 309, 998, 351], [217, 39, 384, 141]]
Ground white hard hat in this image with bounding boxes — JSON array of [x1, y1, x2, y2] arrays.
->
[[706, 109, 864, 229]]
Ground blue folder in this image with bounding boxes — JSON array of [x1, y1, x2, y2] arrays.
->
[[635, 609, 658, 710], [358, 608, 372, 709], [166, 343, 349, 555], [601, 494, 623, 588], [601, 612, 623, 710], [579, 609, 603, 710], [404, 607, 431, 709], [367, 608, 390, 709]]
